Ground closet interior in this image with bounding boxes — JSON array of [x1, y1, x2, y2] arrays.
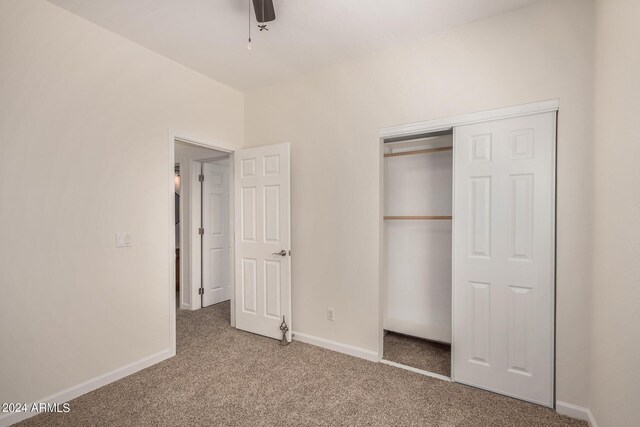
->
[[382, 130, 453, 377]]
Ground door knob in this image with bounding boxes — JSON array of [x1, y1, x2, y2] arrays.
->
[[272, 250, 287, 256]]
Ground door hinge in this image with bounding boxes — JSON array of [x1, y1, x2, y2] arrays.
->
[[198, 174, 204, 182], [198, 227, 204, 235], [198, 288, 204, 295]]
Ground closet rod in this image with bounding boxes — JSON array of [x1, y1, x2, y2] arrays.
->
[[384, 215, 452, 220], [384, 146, 452, 158]]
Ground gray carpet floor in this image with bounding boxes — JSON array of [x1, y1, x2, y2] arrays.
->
[[19, 302, 585, 426], [383, 331, 451, 376]]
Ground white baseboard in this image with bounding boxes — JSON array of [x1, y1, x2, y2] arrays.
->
[[0, 349, 173, 427], [292, 331, 379, 362], [556, 401, 598, 427]]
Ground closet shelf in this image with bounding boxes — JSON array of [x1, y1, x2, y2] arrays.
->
[[384, 146, 452, 158], [384, 215, 452, 220]]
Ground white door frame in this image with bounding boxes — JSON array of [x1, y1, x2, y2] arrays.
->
[[168, 130, 239, 356], [377, 99, 558, 394]]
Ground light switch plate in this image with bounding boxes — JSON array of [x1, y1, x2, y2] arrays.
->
[[116, 232, 132, 248]]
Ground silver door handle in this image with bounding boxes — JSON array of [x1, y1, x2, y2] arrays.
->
[[272, 250, 287, 256]]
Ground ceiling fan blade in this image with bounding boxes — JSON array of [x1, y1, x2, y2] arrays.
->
[[252, 0, 276, 23]]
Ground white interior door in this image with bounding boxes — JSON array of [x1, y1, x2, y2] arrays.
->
[[453, 111, 556, 406], [234, 143, 291, 341], [202, 161, 230, 307]]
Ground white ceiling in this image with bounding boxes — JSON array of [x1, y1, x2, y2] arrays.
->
[[47, 0, 540, 92]]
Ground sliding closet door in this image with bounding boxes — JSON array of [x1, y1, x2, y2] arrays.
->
[[452, 111, 556, 406]]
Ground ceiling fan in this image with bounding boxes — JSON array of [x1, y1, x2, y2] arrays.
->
[[252, 0, 276, 25], [247, 0, 275, 49]]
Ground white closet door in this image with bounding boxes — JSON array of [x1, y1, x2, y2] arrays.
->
[[234, 143, 291, 341], [202, 162, 230, 307], [453, 112, 555, 406]]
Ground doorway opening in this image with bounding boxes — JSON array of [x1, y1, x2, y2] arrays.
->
[[174, 139, 234, 324], [381, 131, 454, 380], [169, 134, 292, 355]]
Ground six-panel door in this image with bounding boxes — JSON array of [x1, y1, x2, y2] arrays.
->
[[202, 162, 230, 307], [234, 143, 291, 341], [453, 112, 556, 406]]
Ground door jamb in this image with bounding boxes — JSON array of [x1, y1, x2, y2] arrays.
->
[[168, 130, 239, 356]]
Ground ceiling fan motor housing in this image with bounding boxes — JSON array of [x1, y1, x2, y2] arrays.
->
[[252, 0, 276, 23]]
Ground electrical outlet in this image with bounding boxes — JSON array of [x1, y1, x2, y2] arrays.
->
[[327, 307, 335, 321]]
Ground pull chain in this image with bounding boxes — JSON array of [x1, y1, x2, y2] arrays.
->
[[247, 0, 252, 50]]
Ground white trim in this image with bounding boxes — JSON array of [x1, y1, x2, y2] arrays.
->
[[169, 129, 237, 154], [175, 160, 187, 311], [168, 134, 177, 356], [228, 155, 236, 328], [176, 160, 197, 311], [380, 359, 452, 382], [556, 401, 598, 426], [0, 349, 172, 427], [549, 113, 558, 405], [379, 99, 559, 139], [293, 332, 379, 362], [189, 160, 202, 310], [377, 136, 386, 361], [450, 126, 458, 381]]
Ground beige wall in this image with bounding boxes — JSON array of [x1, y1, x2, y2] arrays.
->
[[0, 0, 243, 405], [8, 0, 637, 420], [245, 0, 595, 406], [591, 0, 640, 425]]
